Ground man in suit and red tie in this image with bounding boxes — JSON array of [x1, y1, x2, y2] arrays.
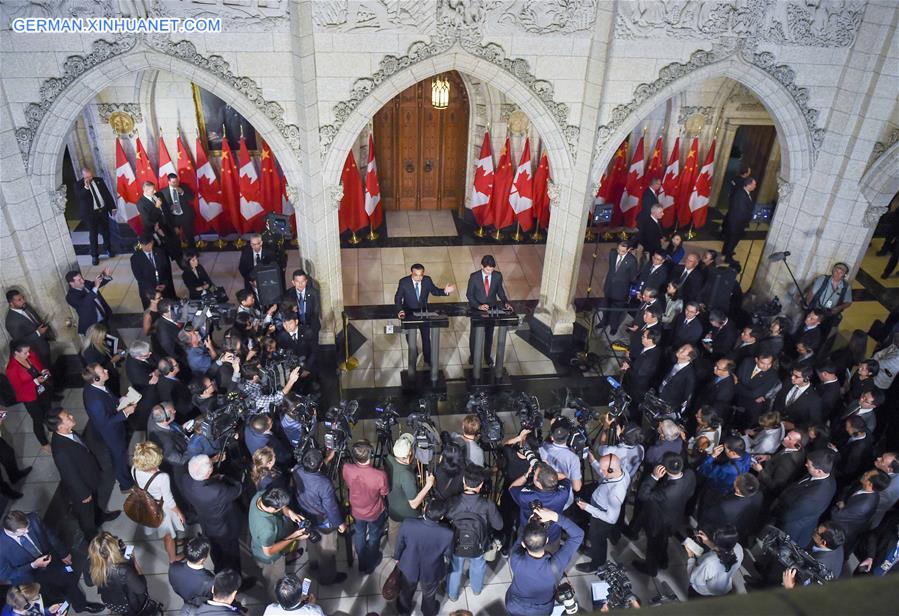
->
[[466, 255, 512, 367], [395, 263, 456, 367], [157, 173, 197, 250]]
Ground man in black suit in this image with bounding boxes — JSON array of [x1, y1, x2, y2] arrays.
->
[[733, 353, 780, 428], [835, 416, 874, 487], [169, 535, 216, 603], [705, 310, 738, 360], [466, 254, 512, 367], [774, 366, 823, 429], [5, 289, 52, 369], [632, 452, 697, 576], [597, 241, 639, 334], [154, 299, 187, 366], [622, 328, 661, 403], [137, 180, 182, 267], [636, 250, 670, 294], [393, 498, 454, 616], [815, 362, 843, 423], [394, 263, 456, 366], [700, 258, 740, 312], [73, 168, 116, 266], [699, 473, 763, 542], [722, 176, 756, 264], [184, 454, 245, 575], [46, 408, 120, 540], [637, 177, 661, 230], [670, 301, 704, 348], [831, 469, 889, 558], [656, 344, 697, 412], [668, 252, 704, 303], [729, 325, 762, 367], [125, 340, 160, 428], [695, 358, 736, 416], [131, 236, 176, 310], [796, 308, 825, 354], [772, 449, 837, 548], [637, 203, 665, 257], [157, 173, 196, 249], [239, 234, 276, 291], [752, 429, 806, 499], [156, 357, 195, 422], [64, 270, 113, 336]]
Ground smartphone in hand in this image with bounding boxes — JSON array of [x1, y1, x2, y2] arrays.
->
[[302, 577, 312, 596]]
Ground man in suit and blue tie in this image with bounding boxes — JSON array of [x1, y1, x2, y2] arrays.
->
[[395, 263, 456, 366], [65, 269, 113, 336], [466, 255, 512, 367], [82, 362, 136, 492], [282, 270, 321, 374]]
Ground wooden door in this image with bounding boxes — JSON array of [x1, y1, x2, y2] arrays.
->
[[373, 71, 469, 211], [733, 125, 777, 192]]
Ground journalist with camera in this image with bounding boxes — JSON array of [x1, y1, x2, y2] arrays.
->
[[508, 462, 571, 553]]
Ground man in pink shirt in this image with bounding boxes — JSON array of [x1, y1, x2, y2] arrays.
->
[[341, 440, 389, 574]]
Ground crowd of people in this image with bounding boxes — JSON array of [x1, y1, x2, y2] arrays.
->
[[0, 171, 898, 615]]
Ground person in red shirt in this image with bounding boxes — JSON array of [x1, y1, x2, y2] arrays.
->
[[341, 440, 389, 574], [5, 341, 53, 452]]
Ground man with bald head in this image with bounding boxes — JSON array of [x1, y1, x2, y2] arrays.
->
[[73, 167, 117, 265], [574, 452, 631, 572]]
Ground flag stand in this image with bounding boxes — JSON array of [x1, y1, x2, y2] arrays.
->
[[214, 238, 227, 249], [474, 226, 486, 238], [348, 231, 362, 245], [511, 223, 523, 242], [339, 312, 359, 371], [531, 227, 544, 241], [685, 223, 696, 240], [366, 227, 379, 241], [492, 228, 503, 241], [585, 227, 596, 242]]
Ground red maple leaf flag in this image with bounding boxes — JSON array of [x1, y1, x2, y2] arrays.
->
[[676, 137, 700, 227], [157, 136, 176, 189], [219, 137, 242, 234], [646, 136, 665, 183], [114, 137, 142, 235], [259, 140, 281, 215], [338, 150, 368, 234], [596, 140, 629, 226], [133, 136, 156, 190], [238, 136, 266, 232], [194, 136, 225, 234], [658, 136, 681, 228], [689, 138, 716, 229], [469, 131, 494, 227], [509, 137, 535, 231], [364, 133, 383, 231], [532, 150, 551, 230], [491, 137, 515, 230], [618, 135, 645, 228]]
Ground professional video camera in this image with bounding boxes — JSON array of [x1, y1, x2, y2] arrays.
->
[[322, 400, 359, 453], [594, 563, 638, 610], [508, 391, 543, 439], [639, 390, 679, 425], [605, 376, 631, 419], [466, 391, 504, 446], [759, 525, 835, 585], [374, 400, 400, 437], [751, 295, 783, 327], [199, 392, 248, 442], [171, 297, 236, 335], [406, 397, 441, 465], [297, 517, 322, 544]]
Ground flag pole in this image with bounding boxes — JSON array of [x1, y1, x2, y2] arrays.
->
[[511, 221, 523, 242], [492, 226, 503, 241], [348, 230, 362, 245], [215, 123, 229, 250], [531, 225, 543, 241], [366, 130, 379, 242], [474, 225, 486, 238]]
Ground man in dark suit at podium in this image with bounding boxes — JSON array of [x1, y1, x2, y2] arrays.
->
[[722, 176, 756, 265], [157, 173, 196, 250], [395, 263, 456, 366], [466, 255, 512, 367]]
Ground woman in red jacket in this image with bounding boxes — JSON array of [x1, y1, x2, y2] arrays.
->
[[5, 340, 52, 451]]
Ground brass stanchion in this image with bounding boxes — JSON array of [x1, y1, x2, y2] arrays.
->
[[510, 222, 523, 242], [474, 226, 486, 238], [338, 312, 359, 371], [348, 231, 362, 245]]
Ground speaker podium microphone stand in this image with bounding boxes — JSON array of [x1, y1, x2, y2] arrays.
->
[[400, 305, 449, 392]]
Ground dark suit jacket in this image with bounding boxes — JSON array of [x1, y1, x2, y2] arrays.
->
[[182, 474, 243, 539], [758, 447, 805, 495], [238, 245, 276, 282], [669, 265, 704, 303], [73, 177, 115, 219], [699, 490, 764, 541], [130, 248, 175, 300], [66, 280, 112, 335], [797, 325, 824, 354], [774, 474, 837, 547], [5, 307, 50, 364], [183, 265, 215, 300], [168, 560, 214, 603], [774, 385, 823, 428], [394, 518, 454, 583], [147, 420, 192, 467], [710, 319, 739, 358], [729, 341, 759, 367], [817, 380, 842, 423], [837, 435, 873, 484], [154, 317, 185, 363], [156, 376, 193, 421], [695, 375, 736, 411], [0, 513, 69, 584], [637, 261, 669, 294], [394, 275, 449, 313], [626, 345, 661, 395], [50, 430, 102, 503], [83, 383, 127, 450], [657, 363, 696, 411], [725, 187, 754, 234], [137, 195, 165, 230], [734, 359, 780, 419], [700, 266, 739, 312], [671, 316, 704, 348], [157, 185, 196, 224], [604, 251, 640, 301], [831, 490, 879, 548], [466, 270, 509, 308], [638, 217, 663, 255], [637, 470, 697, 531], [813, 545, 845, 578], [281, 287, 321, 335]]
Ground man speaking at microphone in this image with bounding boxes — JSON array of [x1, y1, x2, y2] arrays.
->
[[395, 263, 455, 367], [467, 254, 513, 368]]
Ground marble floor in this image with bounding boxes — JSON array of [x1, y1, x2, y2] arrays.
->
[[383, 210, 459, 238]]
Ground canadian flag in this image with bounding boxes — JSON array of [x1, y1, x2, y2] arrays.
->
[[114, 138, 142, 234], [532, 150, 551, 230], [689, 138, 716, 229], [509, 137, 534, 232], [157, 136, 176, 189], [364, 133, 383, 231], [238, 136, 265, 232], [658, 136, 680, 228], [469, 131, 494, 227], [195, 137, 225, 234], [618, 135, 645, 228]]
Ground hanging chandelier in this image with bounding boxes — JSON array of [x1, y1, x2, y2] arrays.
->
[[432, 74, 449, 109]]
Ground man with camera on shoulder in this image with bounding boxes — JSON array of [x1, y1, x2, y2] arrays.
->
[[387, 434, 436, 555]]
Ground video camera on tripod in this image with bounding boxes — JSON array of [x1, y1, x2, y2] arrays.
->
[[171, 297, 236, 336], [374, 400, 400, 436], [639, 390, 679, 425], [593, 563, 638, 610], [322, 400, 358, 453], [759, 525, 835, 585], [605, 377, 631, 419], [199, 392, 248, 442], [751, 295, 783, 327], [406, 397, 442, 465], [466, 391, 504, 446], [507, 391, 543, 440]]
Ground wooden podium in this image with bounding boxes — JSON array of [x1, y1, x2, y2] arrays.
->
[[468, 308, 519, 387], [400, 310, 449, 390]]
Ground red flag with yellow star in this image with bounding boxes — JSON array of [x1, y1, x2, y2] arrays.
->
[[676, 137, 700, 227], [219, 137, 242, 234], [338, 150, 367, 234], [133, 136, 156, 190], [176, 135, 198, 195], [259, 140, 282, 216], [491, 137, 515, 230], [532, 150, 551, 230], [596, 139, 629, 226], [646, 136, 665, 184]]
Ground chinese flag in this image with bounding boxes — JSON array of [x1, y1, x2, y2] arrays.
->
[[195, 137, 225, 234], [176, 136, 198, 194], [278, 163, 297, 236], [646, 136, 665, 183], [676, 137, 700, 228], [259, 140, 282, 214], [133, 136, 156, 190], [491, 137, 515, 230], [363, 133, 383, 231], [689, 138, 716, 229], [219, 138, 242, 234], [469, 131, 494, 227], [597, 139, 629, 226], [238, 137, 265, 232], [114, 138, 142, 234], [532, 150, 551, 230], [338, 150, 367, 234], [509, 137, 534, 232], [157, 136, 176, 189], [658, 137, 680, 228], [618, 135, 645, 228]]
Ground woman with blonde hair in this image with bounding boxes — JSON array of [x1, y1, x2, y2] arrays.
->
[[2, 583, 63, 616], [251, 445, 286, 491], [746, 410, 785, 455], [131, 441, 185, 562], [88, 532, 152, 614], [81, 322, 125, 396]]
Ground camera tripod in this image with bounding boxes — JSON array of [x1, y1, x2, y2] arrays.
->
[[326, 442, 351, 483], [372, 427, 395, 469]]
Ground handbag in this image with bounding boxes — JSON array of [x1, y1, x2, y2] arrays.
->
[[382, 563, 402, 601], [123, 470, 165, 528], [134, 597, 164, 616]]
